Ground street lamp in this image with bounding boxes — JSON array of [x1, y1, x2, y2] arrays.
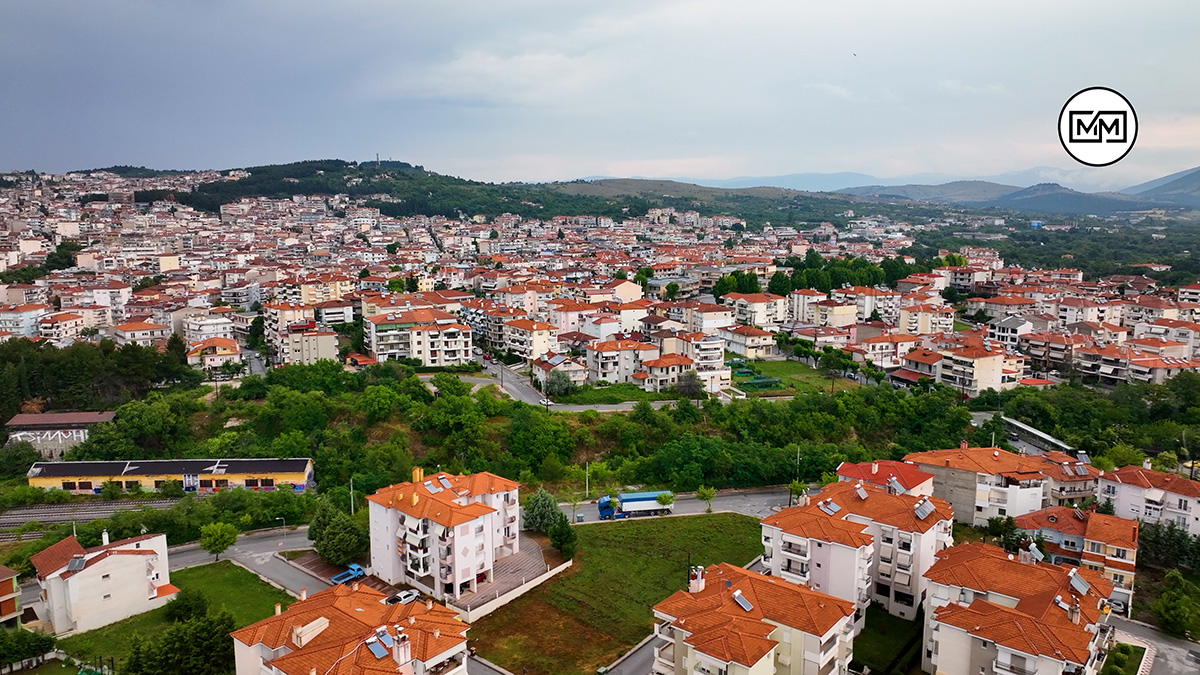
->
[[275, 517, 286, 549]]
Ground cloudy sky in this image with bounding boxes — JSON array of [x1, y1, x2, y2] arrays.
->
[[2, 1, 1197, 190]]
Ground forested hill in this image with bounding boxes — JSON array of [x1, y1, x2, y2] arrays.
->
[[123, 158, 960, 227]]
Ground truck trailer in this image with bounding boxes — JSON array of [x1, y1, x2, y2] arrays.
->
[[597, 490, 674, 519]]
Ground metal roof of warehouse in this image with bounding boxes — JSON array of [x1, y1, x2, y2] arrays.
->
[[26, 458, 313, 478]]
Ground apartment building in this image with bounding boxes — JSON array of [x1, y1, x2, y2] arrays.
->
[[38, 312, 85, 341], [366, 309, 473, 367], [0, 565, 17, 627], [651, 563, 856, 675], [1014, 507, 1138, 611], [966, 295, 1038, 321], [937, 343, 1025, 398], [1133, 317, 1200, 358], [183, 313, 235, 343], [987, 316, 1032, 349], [113, 320, 169, 347], [724, 292, 789, 329], [638, 354, 695, 393], [668, 301, 735, 333], [281, 329, 338, 365], [836, 460, 935, 497], [832, 286, 902, 322], [530, 352, 588, 389], [367, 468, 520, 602], [899, 304, 955, 335], [585, 339, 660, 384], [31, 533, 177, 635], [503, 318, 557, 361], [0, 303, 52, 337], [547, 298, 599, 334], [858, 334, 922, 370], [186, 337, 242, 371], [1020, 332, 1092, 372], [812, 300, 858, 328], [904, 445, 1061, 526], [681, 332, 732, 393], [763, 483, 953, 621], [789, 288, 828, 324], [719, 324, 777, 359], [1121, 294, 1178, 326], [922, 543, 1113, 675], [263, 301, 315, 356], [232, 584, 469, 675], [1098, 464, 1200, 536]]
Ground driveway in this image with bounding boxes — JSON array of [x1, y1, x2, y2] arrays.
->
[[1110, 616, 1200, 675]]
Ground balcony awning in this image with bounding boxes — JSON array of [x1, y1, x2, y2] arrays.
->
[[1144, 488, 1165, 503]]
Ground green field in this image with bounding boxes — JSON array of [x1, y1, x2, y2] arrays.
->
[[59, 561, 294, 666], [734, 359, 858, 396], [469, 513, 763, 675], [853, 605, 922, 675], [13, 661, 75, 675], [953, 320, 974, 332]]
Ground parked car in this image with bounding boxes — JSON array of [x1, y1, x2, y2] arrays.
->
[[330, 564, 365, 585], [385, 589, 421, 605], [539, 398, 554, 406], [483, 353, 492, 360]]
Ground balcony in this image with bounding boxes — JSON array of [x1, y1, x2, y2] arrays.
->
[[653, 642, 675, 673], [782, 542, 809, 559], [993, 659, 1037, 675], [989, 493, 1009, 504]]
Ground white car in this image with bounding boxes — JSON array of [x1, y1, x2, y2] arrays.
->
[[539, 398, 554, 406], [386, 590, 421, 605]]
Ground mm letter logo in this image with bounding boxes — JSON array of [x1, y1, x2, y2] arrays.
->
[[1059, 87, 1137, 167]]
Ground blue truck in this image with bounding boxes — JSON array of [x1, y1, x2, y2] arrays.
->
[[330, 563, 366, 584], [597, 491, 674, 519]]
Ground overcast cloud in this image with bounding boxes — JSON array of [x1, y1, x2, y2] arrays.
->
[[1, 0, 1197, 190]]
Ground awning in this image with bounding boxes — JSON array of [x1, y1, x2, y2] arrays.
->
[[1144, 488, 1165, 503]]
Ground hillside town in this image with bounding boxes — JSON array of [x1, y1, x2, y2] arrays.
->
[[0, 166, 1197, 675]]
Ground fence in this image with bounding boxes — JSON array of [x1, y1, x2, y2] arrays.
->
[[446, 559, 572, 623]]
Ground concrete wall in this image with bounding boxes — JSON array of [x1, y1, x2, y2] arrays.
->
[[447, 559, 571, 623]]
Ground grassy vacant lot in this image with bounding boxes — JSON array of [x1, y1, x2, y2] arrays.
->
[[953, 320, 975, 332], [1101, 645, 1145, 675], [469, 513, 762, 675], [59, 561, 294, 665], [552, 382, 677, 405], [952, 523, 989, 545], [735, 359, 858, 396], [15, 661, 75, 675], [853, 605, 922, 675]]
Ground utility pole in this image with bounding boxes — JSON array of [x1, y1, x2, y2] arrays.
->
[[349, 476, 355, 515], [585, 461, 590, 499]]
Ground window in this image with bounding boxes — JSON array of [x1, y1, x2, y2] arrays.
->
[[261, 478, 274, 487], [215, 479, 229, 488], [154, 480, 165, 489], [199, 479, 213, 488], [124, 480, 140, 490], [876, 582, 891, 596], [998, 508, 1006, 516], [1112, 548, 1127, 559], [101, 574, 110, 580], [244, 479, 260, 487], [1104, 485, 1117, 495], [103, 594, 111, 600], [62, 481, 77, 490], [975, 505, 983, 512], [78, 481, 92, 490]]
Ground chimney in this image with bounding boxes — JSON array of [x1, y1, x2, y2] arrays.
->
[[310, 670, 316, 675], [412, 492, 419, 507], [425, 599, 433, 611], [275, 603, 282, 616], [102, 529, 109, 546], [871, 462, 878, 474], [1068, 600, 1081, 625], [688, 566, 706, 593], [300, 587, 307, 601], [797, 493, 810, 507], [352, 581, 359, 591], [960, 440, 969, 450], [412, 466, 424, 483], [1142, 458, 1152, 470], [433, 628, 440, 639], [392, 630, 411, 665], [408, 616, 416, 625]]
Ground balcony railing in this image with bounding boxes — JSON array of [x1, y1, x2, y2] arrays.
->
[[993, 659, 1037, 675]]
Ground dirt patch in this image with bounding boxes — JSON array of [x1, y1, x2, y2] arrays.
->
[[468, 590, 627, 675], [526, 531, 565, 568]]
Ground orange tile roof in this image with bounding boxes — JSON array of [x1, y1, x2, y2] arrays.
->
[[30, 536, 85, 579], [905, 446, 1080, 479], [935, 598, 1093, 663], [642, 354, 694, 368], [1014, 506, 1138, 549], [654, 564, 854, 667], [1103, 465, 1200, 498], [365, 471, 517, 528], [836, 460, 934, 493], [761, 504, 874, 548]]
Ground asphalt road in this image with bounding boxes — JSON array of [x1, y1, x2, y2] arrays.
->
[[1110, 616, 1200, 675], [564, 487, 790, 523], [476, 360, 678, 412]]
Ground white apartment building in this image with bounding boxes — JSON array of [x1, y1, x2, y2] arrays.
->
[[904, 445, 1050, 526], [1014, 506, 1139, 611], [651, 563, 856, 675], [187, 337, 243, 371], [719, 324, 776, 359], [112, 321, 169, 347], [38, 312, 85, 341], [31, 532, 177, 635], [1133, 318, 1200, 358], [836, 460, 935, 497], [368, 468, 520, 602], [0, 303, 51, 337], [832, 286, 902, 322], [682, 332, 732, 393], [503, 318, 557, 362], [232, 584, 469, 675], [281, 329, 338, 365], [1098, 464, 1200, 536], [585, 339, 660, 384], [263, 301, 315, 356], [987, 316, 1032, 349], [724, 292, 789, 329], [857, 334, 922, 370], [366, 309, 473, 367], [789, 289, 828, 324], [923, 543, 1113, 675], [899, 304, 955, 335], [763, 482, 953, 622], [183, 314, 235, 343]]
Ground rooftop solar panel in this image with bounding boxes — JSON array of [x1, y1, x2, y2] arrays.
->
[[365, 639, 388, 659], [733, 591, 754, 612]]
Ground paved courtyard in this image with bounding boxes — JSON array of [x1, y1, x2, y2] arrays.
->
[[450, 532, 548, 610]]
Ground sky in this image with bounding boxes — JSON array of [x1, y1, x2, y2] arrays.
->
[[2, 0, 1198, 191]]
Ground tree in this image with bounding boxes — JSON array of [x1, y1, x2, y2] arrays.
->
[[430, 372, 471, 397], [165, 587, 209, 623], [314, 510, 369, 566], [1152, 570, 1199, 637], [788, 480, 806, 505], [165, 333, 188, 365], [159, 480, 186, 499], [557, 228, 565, 240], [868, 309, 883, 322], [1096, 498, 1115, 515], [100, 480, 123, 500], [489, 229, 499, 239], [547, 511, 577, 560], [1152, 451, 1179, 473], [522, 488, 560, 533], [674, 371, 706, 401], [712, 275, 736, 301], [664, 282, 680, 301], [767, 271, 792, 297], [615, 270, 628, 280], [656, 492, 676, 509], [405, 276, 419, 292], [545, 369, 577, 397], [307, 500, 338, 543], [387, 277, 405, 293], [199, 522, 238, 561], [696, 485, 716, 513]]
